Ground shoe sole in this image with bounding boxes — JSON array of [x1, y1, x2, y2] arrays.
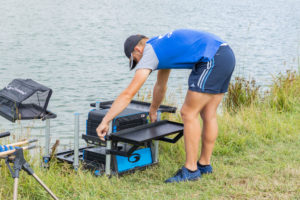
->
[[201, 171, 212, 175], [164, 176, 201, 183]]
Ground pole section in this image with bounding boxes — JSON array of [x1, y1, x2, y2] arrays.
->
[[105, 122, 113, 176], [13, 178, 18, 200], [73, 113, 80, 170], [43, 119, 50, 166], [153, 111, 161, 163]]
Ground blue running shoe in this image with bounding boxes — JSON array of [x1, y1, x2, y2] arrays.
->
[[164, 167, 201, 183], [197, 163, 213, 174]]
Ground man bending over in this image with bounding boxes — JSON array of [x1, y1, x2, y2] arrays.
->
[[97, 29, 235, 183]]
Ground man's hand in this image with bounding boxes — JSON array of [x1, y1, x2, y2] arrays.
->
[[96, 121, 110, 141], [149, 107, 157, 122]]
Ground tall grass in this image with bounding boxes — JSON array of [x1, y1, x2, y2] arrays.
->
[[224, 77, 260, 112], [224, 70, 300, 113], [267, 70, 300, 112]]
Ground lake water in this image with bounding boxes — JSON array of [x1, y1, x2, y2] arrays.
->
[[0, 0, 299, 148]]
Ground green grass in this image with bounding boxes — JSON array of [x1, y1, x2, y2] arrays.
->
[[1, 71, 300, 199], [224, 76, 260, 112]]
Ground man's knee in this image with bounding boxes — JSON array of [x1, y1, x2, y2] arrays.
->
[[200, 109, 217, 122], [180, 106, 198, 121], [200, 96, 223, 122], [180, 107, 188, 119]]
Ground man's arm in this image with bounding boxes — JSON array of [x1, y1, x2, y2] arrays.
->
[[97, 69, 151, 140], [149, 69, 171, 122]]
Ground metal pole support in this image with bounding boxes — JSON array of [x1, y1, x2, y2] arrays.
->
[[73, 113, 80, 170], [96, 101, 100, 110], [13, 178, 18, 200], [105, 122, 113, 176], [43, 119, 51, 167], [153, 111, 161, 163]]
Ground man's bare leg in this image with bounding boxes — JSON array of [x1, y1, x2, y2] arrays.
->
[[181, 90, 213, 171], [199, 93, 224, 165]]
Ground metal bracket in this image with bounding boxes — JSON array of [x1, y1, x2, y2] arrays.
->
[[158, 131, 183, 143], [82, 134, 106, 146]]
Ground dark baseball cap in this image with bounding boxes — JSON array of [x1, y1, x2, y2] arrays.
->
[[124, 34, 146, 70]]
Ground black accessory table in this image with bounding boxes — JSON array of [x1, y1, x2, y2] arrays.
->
[[110, 120, 183, 145], [103, 120, 183, 175]]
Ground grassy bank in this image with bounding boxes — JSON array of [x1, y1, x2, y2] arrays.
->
[[1, 71, 300, 199]]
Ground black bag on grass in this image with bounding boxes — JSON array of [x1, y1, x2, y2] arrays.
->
[[0, 79, 54, 122]]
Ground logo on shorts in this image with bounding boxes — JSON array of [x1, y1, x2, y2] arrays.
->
[[190, 83, 195, 87]]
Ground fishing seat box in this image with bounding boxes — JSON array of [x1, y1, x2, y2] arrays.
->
[[86, 108, 148, 138], [84, 108, 152, 174], [83, 144, 153, 174]]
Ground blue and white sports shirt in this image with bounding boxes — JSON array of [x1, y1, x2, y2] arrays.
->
[[135, 29, 225, 71]]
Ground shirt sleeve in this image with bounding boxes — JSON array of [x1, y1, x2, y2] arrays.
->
[[135, 44, 159, 71]]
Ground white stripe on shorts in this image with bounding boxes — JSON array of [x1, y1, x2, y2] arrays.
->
[[198, 60, 211, 88], [197, 61, 209, 87]]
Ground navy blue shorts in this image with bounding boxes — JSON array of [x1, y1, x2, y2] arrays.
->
[[188, 45, 235, 94]]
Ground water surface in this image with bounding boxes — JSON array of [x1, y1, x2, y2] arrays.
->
[[0, 0, 299, 147]]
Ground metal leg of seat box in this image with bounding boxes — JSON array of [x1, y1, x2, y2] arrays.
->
[[153, 111, 161, 163], [73, 113, 80, 170], [105, 122, 113, 176], [43, 119, 51, 167]]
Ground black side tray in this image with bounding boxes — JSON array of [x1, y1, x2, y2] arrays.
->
[[110, 120, 183, 145], [82, 120, 184, 157]]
